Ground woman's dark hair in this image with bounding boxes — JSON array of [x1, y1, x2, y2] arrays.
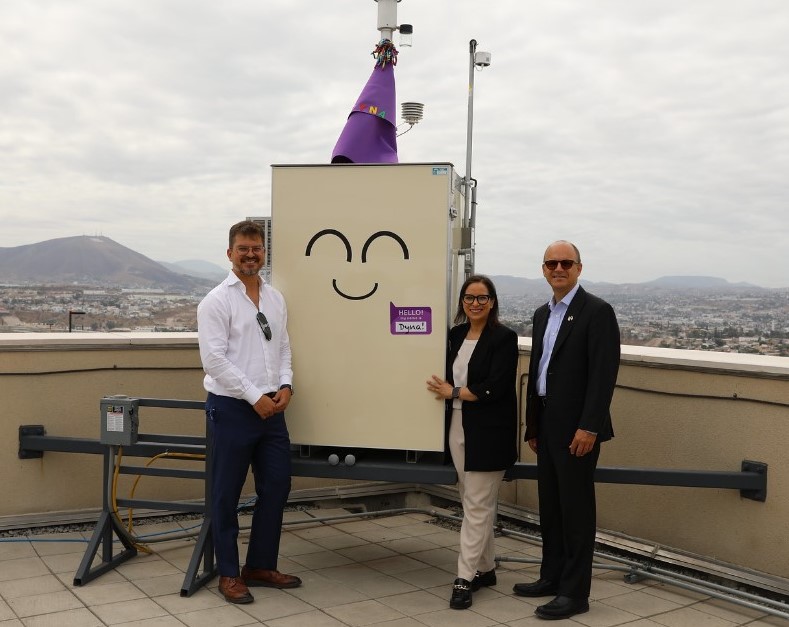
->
[[453, 274, 500, 327]]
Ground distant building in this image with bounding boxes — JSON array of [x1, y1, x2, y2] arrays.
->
[[247, 215, 272, 282]]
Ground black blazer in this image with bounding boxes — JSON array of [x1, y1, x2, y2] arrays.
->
[[446, 322, 519, 471], [525, 286, 620, 446]]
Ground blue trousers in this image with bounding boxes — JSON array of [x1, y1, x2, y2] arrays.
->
[[206, 393, 292, 577]]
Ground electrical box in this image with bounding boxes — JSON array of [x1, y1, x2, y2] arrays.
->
[[271, 163, 466, 452], [100, 396, 139, 446]]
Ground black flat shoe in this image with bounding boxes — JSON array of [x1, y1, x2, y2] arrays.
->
[[512, 578, 558, 597], [471, 568, 496, 592], [535, 595, 589, 620], [449, 577, 472, 609]]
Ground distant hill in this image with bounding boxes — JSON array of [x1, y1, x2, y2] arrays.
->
[[0, 236, 776, 293], [158, 259, 227, 282], [0, 236, 214, 291], [643, 276, 758, 289], [489, 274, 769, 296]]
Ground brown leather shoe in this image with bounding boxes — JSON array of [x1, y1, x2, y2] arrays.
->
[[218, 576, 254, 604], [241, 565, 302, 589]]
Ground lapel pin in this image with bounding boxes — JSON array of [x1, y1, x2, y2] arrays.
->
[[567, 316, 574, 321]]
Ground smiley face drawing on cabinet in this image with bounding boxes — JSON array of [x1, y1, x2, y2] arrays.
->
[[271, 163, 464, 452]]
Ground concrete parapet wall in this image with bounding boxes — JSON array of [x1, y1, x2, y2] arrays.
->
[[2, 333, 787, 579]]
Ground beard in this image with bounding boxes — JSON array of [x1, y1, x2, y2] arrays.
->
[[235, 258, 261, 276]]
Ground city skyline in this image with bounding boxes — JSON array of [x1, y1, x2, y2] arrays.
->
[[1, 1, 787, 286]]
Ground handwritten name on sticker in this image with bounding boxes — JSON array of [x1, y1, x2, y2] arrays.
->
[[390, 302, 432, 335]]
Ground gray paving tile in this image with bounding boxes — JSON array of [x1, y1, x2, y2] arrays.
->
[[264, 608, 348, 626], [0, 542, 37, 561], [22, 608, 104, 627], [114, 617, 189, 627], [72, 580, 147, 606], [289, 549, 354, 570], [0, 513, 776, 627], [695, 596, 772, 622], [173, 603, 259, 627], [0, 557, 49, 582], [6, 589, 83, 618], [471, 594, 541, 623], [38, 551, 84, 575], [90, 598, 169, 624], [366, 554, 432, 575], [414, 606, 499, 626], [378, 536, 444, 554], [0, 574, 66, 600], [311, 533, 371, 551], [337, 543, 399, 563], [323, 598, 406, 625], [285, 571, 368, 609], [648, 605, 739, 627], [227, 589, 316, 622], [377, 589, 451, 615], [0, 598, 14, 621], [600, 589, 683, 617]]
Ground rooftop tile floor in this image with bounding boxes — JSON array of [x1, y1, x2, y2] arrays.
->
[[0, 509, 784, 626]]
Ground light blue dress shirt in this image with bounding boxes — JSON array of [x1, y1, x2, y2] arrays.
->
[[536, 284, 580, 397]]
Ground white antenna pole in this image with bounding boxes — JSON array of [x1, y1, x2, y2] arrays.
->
[[374, 0, 399, 40]]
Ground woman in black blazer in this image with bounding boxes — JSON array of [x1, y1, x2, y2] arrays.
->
[[427, 275, 519, 610]]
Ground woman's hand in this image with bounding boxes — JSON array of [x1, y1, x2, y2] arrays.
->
[[426, 374, 452, 400]]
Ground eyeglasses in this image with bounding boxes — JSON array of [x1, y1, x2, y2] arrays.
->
[[236, 246, 264, 255], [543, 259, 579, 270], [256, 312, 272, 341], [462, 294, 492, 305]]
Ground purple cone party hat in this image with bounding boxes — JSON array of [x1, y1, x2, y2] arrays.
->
[[331, 40, 398, 164]]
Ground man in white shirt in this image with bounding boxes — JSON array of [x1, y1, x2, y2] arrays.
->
[[197, 220, 299, 604]]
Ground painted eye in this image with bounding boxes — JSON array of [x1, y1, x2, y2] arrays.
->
[[305, 229, 352, 261], [361, 231, 409, 262]]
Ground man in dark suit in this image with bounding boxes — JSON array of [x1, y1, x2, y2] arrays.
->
[[513, 240, 620, 620]]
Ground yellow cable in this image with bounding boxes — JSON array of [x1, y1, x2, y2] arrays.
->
[[111, 446, 152, 554], [125, 451, 205, 537]]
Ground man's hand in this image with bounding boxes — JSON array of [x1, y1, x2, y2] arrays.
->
[[273, 387, 291, 413], [569, 429, 597, 457], [527, 437, 538, 454], [252, 394, 277, 419]]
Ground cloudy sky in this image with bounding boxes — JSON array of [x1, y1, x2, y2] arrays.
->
[[2, 1, 787, 287]]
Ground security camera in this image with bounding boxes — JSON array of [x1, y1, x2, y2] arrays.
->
[[474, 51, 491, 67]]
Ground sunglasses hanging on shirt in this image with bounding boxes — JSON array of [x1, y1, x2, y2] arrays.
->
[[256, 312, 272, 341]]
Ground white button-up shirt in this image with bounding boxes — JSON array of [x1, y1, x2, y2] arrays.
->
[[197, 271, 293, 405]]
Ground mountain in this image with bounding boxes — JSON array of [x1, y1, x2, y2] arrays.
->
[[158, 259, 227, 282], [0, 236, 214, 291], [643, 276, 759, 289], [489, 274, 770, 296]]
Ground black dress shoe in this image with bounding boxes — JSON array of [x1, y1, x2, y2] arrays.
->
[[512, 578, 558, 597], [471, 568, 496, 592], [535, 595, 589, 620], [449, 578, 472, 609]]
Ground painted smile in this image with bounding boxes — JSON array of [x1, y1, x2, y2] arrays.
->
[[332, 279, 378, 301]]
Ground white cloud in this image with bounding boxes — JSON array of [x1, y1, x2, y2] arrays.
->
[[0, 0, 787, 286]]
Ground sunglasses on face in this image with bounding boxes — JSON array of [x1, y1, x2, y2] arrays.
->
[[462, 294, 492, 305], [256, 312, 272, 341], [543, 259, 579, 270]]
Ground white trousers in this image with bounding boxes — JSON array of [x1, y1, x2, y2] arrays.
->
[[449, 408, 505, 582]]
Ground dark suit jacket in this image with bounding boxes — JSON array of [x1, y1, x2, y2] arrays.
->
[[524, 286, 620, 446], [446, 322, 519, 471]]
